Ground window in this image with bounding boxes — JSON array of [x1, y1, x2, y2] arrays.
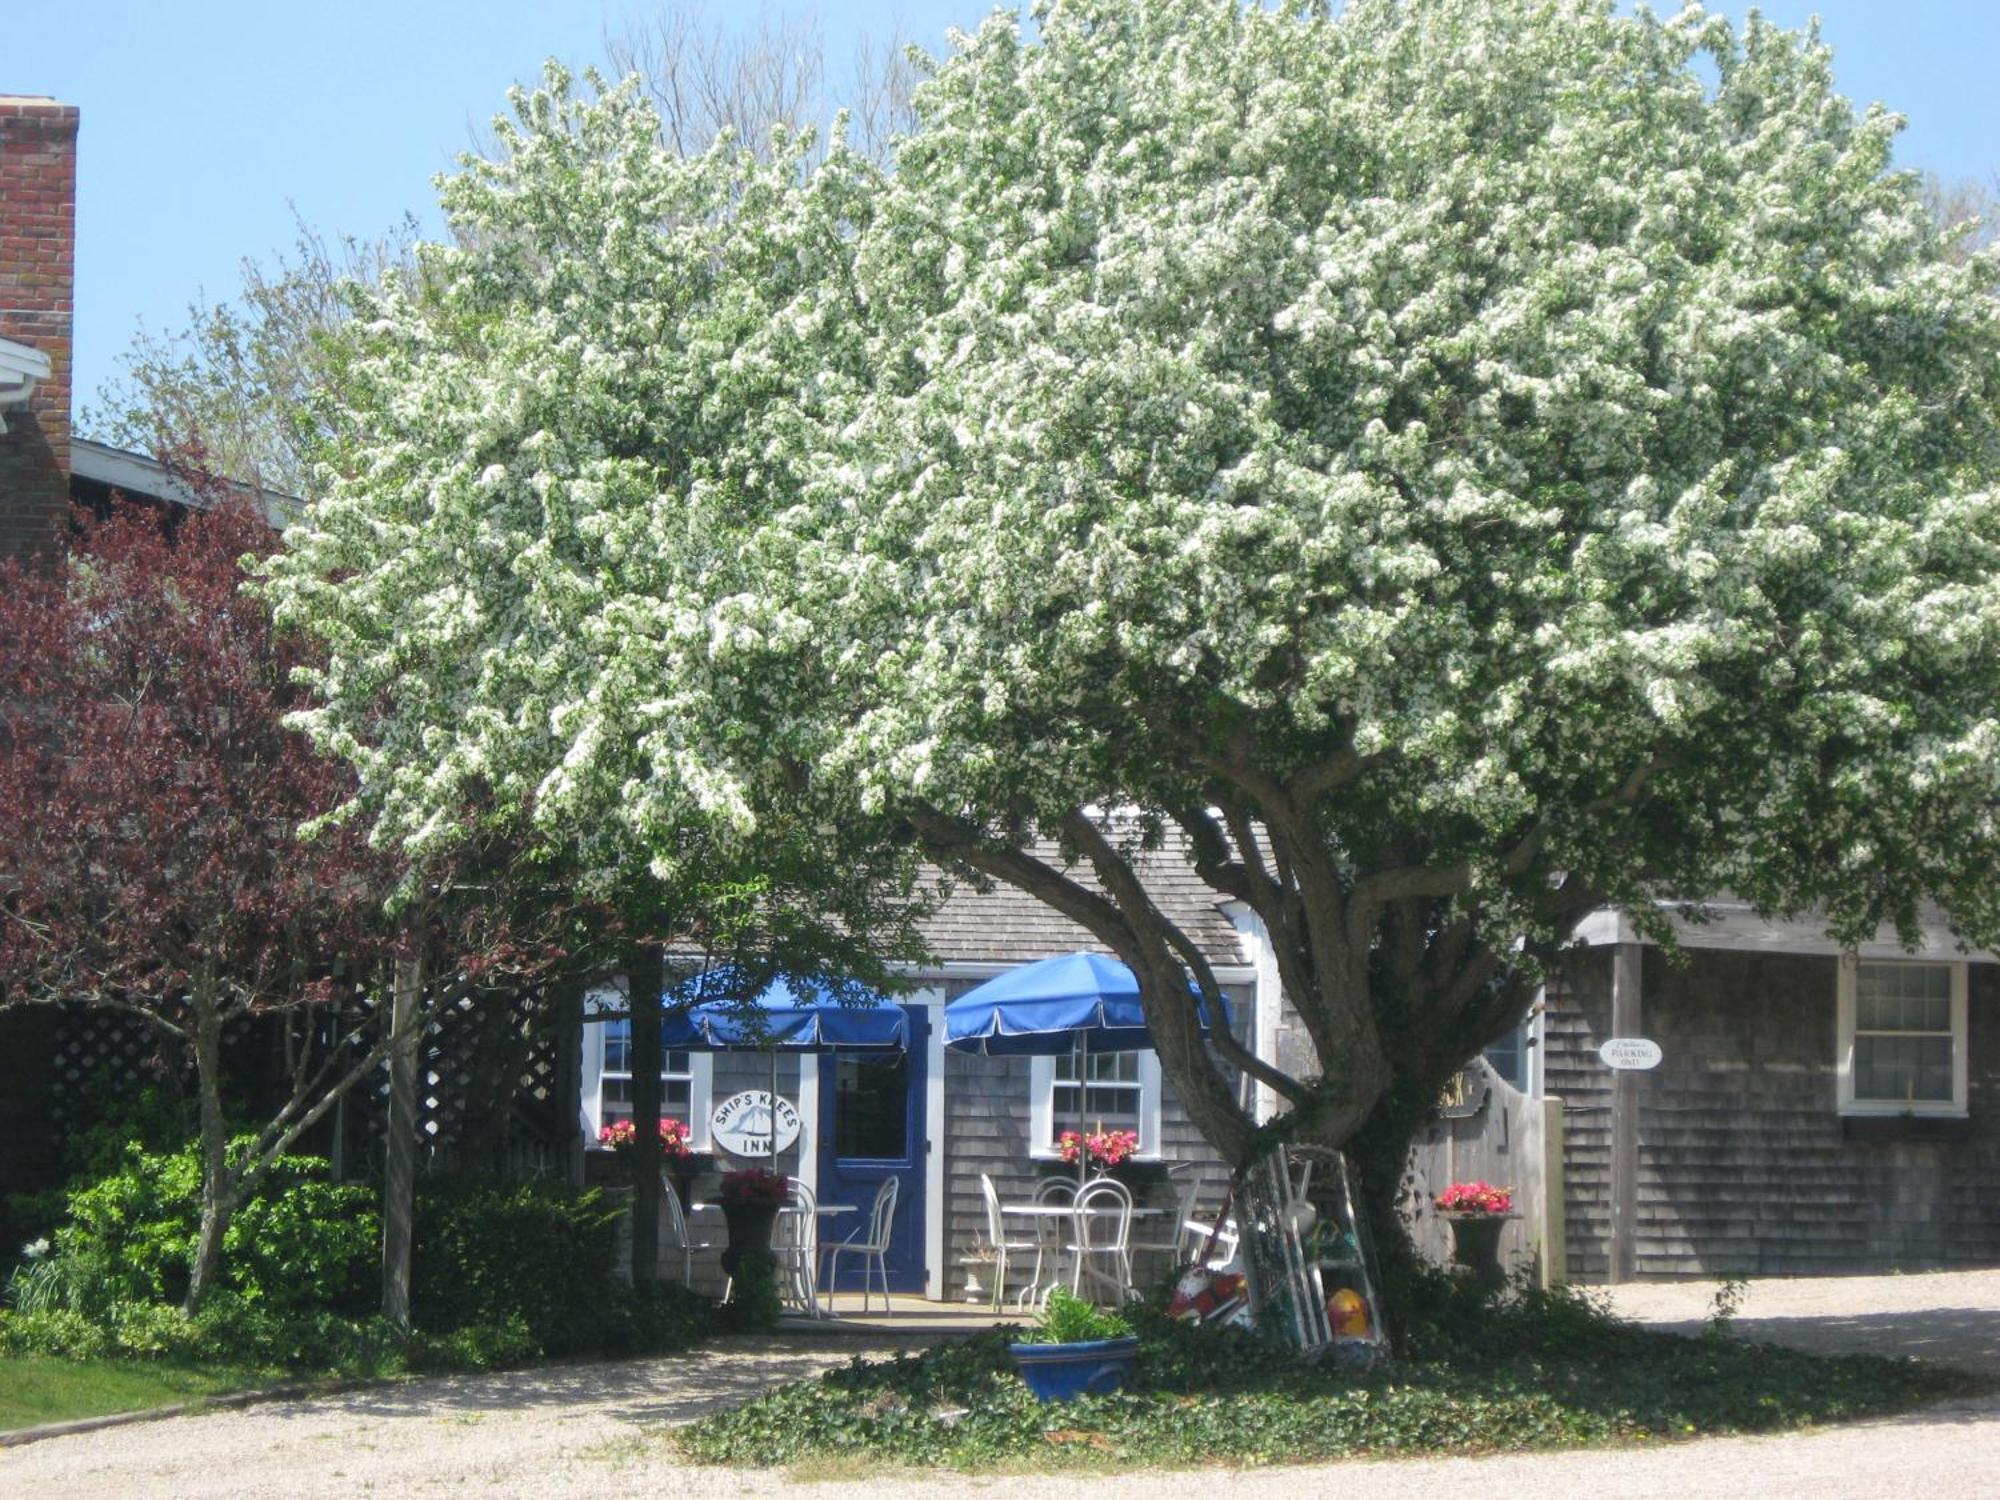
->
[[1483, 1024, 1531, 1093], [1029, 1050, 1162, 1158], [832, 1053, 909, 1160], [1838, 960, 1967, 1116], [1053, 1049, 1143, 1131], [583, 1015, 714, 1145]]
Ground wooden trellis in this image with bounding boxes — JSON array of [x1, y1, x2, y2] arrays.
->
[[49, 1008, 167, 1129]]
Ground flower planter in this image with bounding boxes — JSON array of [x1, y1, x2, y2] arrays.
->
[[1008, 1336, 1141, 1401], [719, 1198, 781, 1281], [1442, 1213, 1513, 1289]]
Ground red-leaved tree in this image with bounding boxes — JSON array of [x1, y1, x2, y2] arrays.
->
[[0, 483, 397, 1310]]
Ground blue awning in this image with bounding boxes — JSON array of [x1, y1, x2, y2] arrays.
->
[[658, 970, 909, 1052], [943, 951, 1226, 1056]]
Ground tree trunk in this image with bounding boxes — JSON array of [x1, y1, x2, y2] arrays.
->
[[185, 988, 235, 1313], [381, 941, 423, 1327], [627, 944, 665, 1284]]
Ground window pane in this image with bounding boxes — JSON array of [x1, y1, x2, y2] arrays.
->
[[1484, 1026, 1528, 1090], [603, 1020, 632, 1073], [1854, 1034, 1954, 1103], [1055, 1049, 1140, 1083], [1856, 964, 1951, 1033], [834, 1053, 908, 1159]]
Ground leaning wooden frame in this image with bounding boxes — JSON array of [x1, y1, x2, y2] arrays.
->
[[1234, 1147, 1389, 1365]]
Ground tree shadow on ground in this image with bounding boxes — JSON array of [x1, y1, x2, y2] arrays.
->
[[267, 1335, 942, 1428], [1643, 1307, 2000, 1380]]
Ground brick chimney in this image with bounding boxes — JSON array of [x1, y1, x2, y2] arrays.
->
[[0, 95, 78, 566]]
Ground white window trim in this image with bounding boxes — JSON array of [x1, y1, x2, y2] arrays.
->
[[1836, 958, 1968, 1118], [578, 998, 716, 1150], [1028, 1050, 1164, 1160]]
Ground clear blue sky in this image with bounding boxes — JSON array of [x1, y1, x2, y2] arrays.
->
[[12, 1, 1999, 408]]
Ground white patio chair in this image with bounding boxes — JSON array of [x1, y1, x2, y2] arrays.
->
[[821, 1176, 899, 1315], [980, 1173, 1044, 1311], [775, 1178, 821, 1318], [1068, 1178, 1135, 1305], [659, 1169, 716, 1288], [1130, 1174, 1202, 1277]]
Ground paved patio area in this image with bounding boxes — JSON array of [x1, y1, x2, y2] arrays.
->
[[3, 1270, 1997, 1498]]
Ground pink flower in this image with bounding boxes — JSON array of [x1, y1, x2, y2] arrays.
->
[[597, 1118, 697, 1161], [1436, 1181, 1513, 1216]]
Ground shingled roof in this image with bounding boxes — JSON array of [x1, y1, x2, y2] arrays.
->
[[914, 826, 1249, 969]]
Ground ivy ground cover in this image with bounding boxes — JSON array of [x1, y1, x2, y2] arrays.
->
[[680, 1297, 1978, 1471]]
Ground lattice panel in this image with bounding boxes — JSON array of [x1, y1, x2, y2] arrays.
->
[[50, 1008, 171, 1129], [353, 977, 565, 1177]]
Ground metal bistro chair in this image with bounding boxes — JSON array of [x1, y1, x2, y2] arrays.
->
[[659, 1172, 716, 1289], [821, 1176, 899, 1315], [1068, 1177, 1135, 1305], [775, 1178, 821, 1318], [1130, 1172, 1202, 1278], [980, 1173, 1045, 1311]]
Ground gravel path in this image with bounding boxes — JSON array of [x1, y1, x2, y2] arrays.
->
[[6, 1272, 1999, 1499]]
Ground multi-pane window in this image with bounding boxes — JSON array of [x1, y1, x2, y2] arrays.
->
[[598, 1018, 694, 1125], [1849, 963, 1956, 1108], [1051, 1050, 1143, 1138]]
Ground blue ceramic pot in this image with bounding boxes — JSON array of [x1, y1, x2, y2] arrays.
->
[[1008, 1336, 1141, 1402]]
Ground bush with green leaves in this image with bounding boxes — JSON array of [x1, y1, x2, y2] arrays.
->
[[1021, 1289, 1134, 1345], [409, 1177, 623, 1356], [4, 1142, 718, 1375], [30, 1138, 378, 1316]]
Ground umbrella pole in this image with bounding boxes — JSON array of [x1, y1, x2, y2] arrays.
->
[[771, 1046, 779, 1176], [1076, 1031, 1088, 1187]]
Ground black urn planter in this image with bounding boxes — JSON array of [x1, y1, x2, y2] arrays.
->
[[718, 1198, 782, 1281], [1443, 1213, 1513, 1289]]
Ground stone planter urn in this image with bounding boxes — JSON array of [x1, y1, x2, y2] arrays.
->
[[718, 1198, 781, 1282], [1442, 1213, 1514, 1290]]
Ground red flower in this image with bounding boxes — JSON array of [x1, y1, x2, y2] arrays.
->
[[718, 1168, 789, 1203], [1436, 1181, 1513, 1216]]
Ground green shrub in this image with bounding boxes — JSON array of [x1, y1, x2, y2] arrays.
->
[[409, 1177, 623, 1356], [717, 1252, 782, 1335], [226, 1179, 378, 1316], [38, 1140, 378, 1316], [603, 1280, 715, 1357], [1023, 1288, 1133, 1345], [9, 1138, 719, 1376]]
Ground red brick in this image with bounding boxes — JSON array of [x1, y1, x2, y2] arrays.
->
[[0, 96, 76, 567]]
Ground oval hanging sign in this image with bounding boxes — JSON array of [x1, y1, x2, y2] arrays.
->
[[710, 1090, 802, 1158], [1599, 1037, 1663, 1071]]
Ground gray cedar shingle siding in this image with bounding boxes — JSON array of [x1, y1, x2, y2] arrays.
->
[[1548, 947, 2000, 1278], [1545, 950, 1615, 1281], [916, 832, 1247, 968]]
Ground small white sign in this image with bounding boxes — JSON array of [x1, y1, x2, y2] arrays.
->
[[1599, 1037, 1663, 1071], [711, 1090, 802, 1158]]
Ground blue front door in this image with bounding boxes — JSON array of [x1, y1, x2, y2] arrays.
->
[[817, 1005, 927, 1293]]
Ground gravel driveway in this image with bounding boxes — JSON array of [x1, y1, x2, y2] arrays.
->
[[5, 1271, 1999, 1499]]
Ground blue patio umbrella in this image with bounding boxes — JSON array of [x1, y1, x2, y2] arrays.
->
[[659, 970, 909, 1170], [944, 952, 1228, 1175]]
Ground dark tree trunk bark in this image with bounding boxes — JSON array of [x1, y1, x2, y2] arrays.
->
[[381, 941, 423, 1327], [627, 944, 664, 1284], [186, 987, 234, 1313]]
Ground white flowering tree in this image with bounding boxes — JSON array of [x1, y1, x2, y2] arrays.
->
[[267, 0, 2000, 1268]]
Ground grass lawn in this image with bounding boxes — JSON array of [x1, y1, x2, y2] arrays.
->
[[679, 1292, 1986, 1472], [0, 1356, 264, 1434]]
